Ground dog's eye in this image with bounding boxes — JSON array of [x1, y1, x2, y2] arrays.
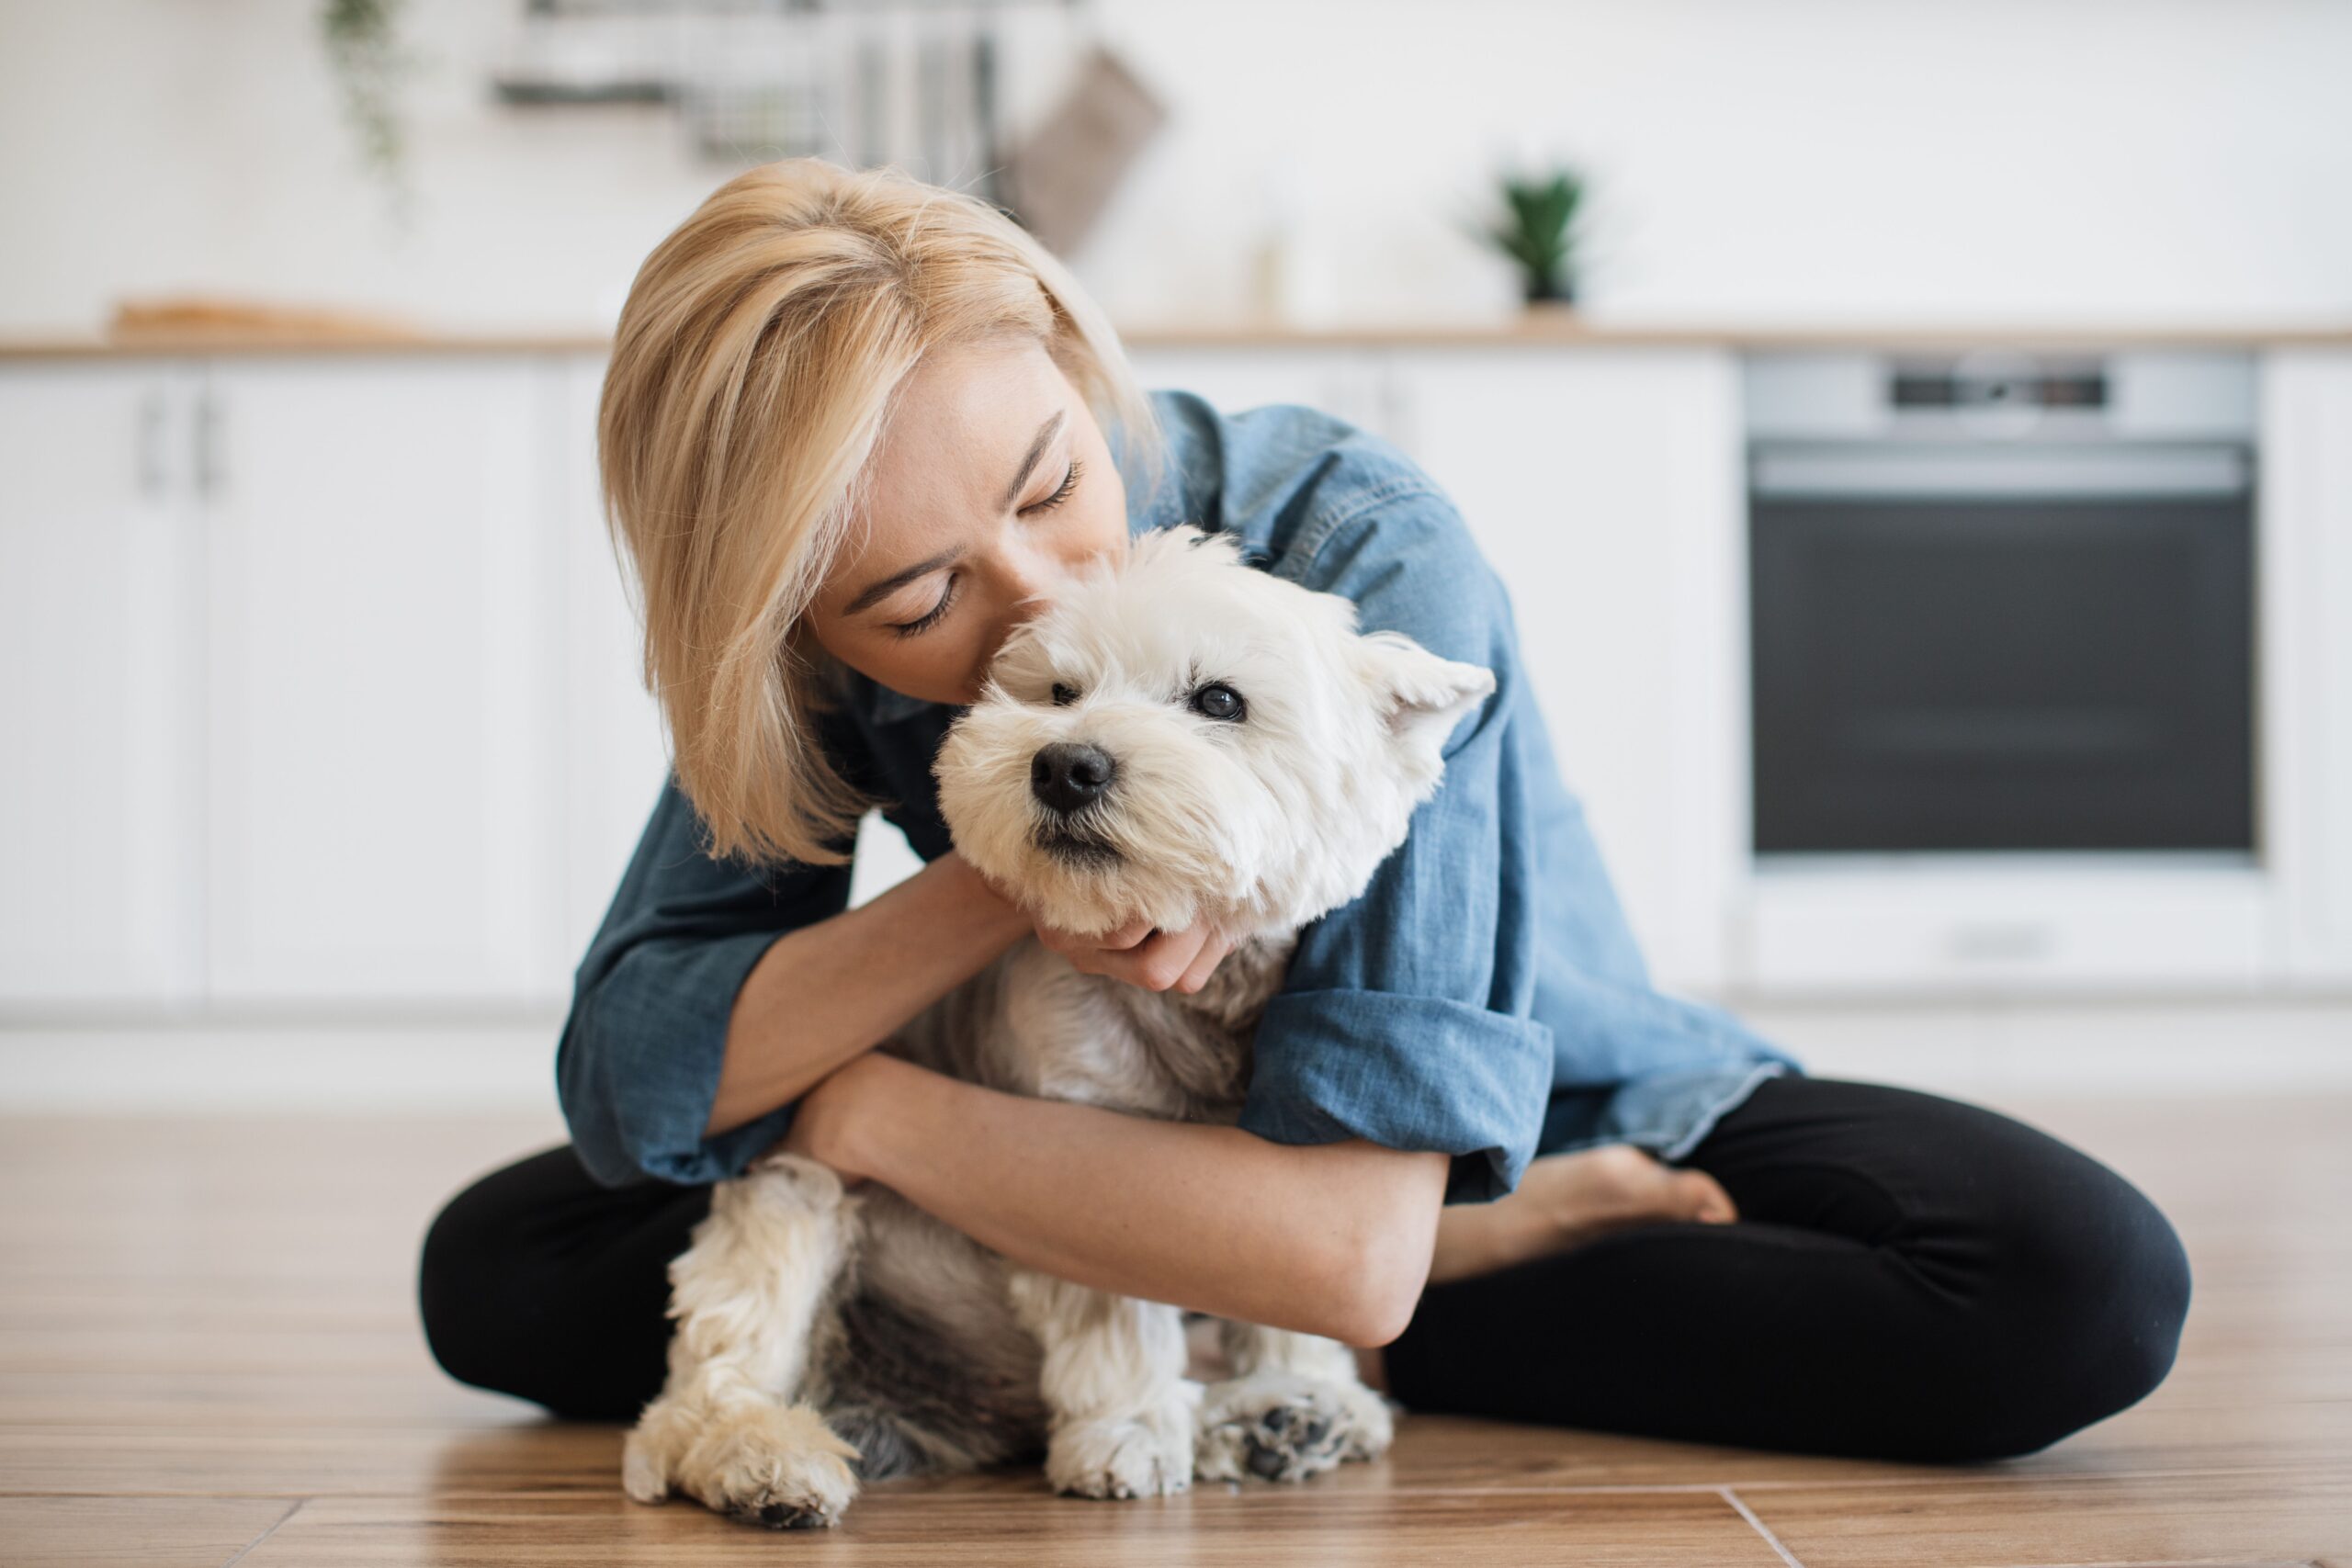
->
[[1050, 682, 1079, 707], [1189, 682, 1246, 722]]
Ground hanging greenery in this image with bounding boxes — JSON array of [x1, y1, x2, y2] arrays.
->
[[321, 0, 421, 230]]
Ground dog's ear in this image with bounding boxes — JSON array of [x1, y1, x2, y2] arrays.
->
[[1356, 630, 1497, 756]]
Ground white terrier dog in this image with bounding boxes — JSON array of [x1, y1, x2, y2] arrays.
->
[[621, 525, 1495, 1529]]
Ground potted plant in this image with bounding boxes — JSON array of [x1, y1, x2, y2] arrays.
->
[[1471, 163, 1589, 308]]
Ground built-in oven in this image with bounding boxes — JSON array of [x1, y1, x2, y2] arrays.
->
[[1748, 353, 2256, 855], [1735, 350, 2277, 993]]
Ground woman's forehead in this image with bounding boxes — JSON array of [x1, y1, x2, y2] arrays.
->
[[876, 337, 1063, 480], [848, 339, 1068, 542], [828, 335, 1077, 594]]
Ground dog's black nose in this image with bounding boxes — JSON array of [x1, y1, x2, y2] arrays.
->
[[1031, 742, 1114, 816]]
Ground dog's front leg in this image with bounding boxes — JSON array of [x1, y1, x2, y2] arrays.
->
[[1004, 1269, 1196, 1500], [622, 1153, 864, 1530], [1193, 1320, 1396, 1483]]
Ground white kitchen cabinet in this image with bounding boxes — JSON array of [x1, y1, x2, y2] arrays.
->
[[199, 356, 567, 1003], [1384, 348, 1747, 994], [0, 361, 207, 1005], [6, 335, 2345, 1045], [2261, 351, 2352, 987], [551, 352, 672, 967]]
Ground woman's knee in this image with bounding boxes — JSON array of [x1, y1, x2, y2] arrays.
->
[[2038, 1168, 2191, 1435], [1936, 1155, 2193, 1461], [416, 1145, 710, 1419], [417, 1164, 532, 1394]]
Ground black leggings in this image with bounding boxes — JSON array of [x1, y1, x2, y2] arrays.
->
[[418, 1077, 2190, 1463]]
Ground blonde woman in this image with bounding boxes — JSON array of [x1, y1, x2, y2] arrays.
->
[[420, 159, 2189, 1463]]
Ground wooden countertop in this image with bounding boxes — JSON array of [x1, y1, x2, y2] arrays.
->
[[6, 313, 2352, 359]]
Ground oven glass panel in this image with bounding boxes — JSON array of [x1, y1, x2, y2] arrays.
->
[[1749, 491, 2254, 854]]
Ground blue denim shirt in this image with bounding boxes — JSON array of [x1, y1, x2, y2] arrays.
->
[[557, 389, 1799, 1201]]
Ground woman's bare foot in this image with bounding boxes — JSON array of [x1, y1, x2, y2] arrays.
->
[[1424, 1145, 1736, 1291], [1354, 1146, 1740, 1392], [1524, 1144, 1737, 1239], [1358, 1146, 1737, 1395]]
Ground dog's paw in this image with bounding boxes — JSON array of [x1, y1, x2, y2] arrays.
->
[[1045, 1398, 1196, 1501], [634, 1398, 863, 1529], [1194, 1368, 1394, 1484]]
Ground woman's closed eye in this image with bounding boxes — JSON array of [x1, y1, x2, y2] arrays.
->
[[1023, 458, 1083, 516], [888, 572, 960, 638], [885, 460, 1088, 639]]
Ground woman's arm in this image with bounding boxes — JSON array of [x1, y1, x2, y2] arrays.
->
[[729, 860, 1442, 1345], [557, 774, 863, 1188], [791, 1051, 1448, 1348], [705, 850, 1029, 1135], [710, 852, 1247, 1136]]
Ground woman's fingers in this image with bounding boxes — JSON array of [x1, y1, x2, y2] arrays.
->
[[1175, 930, 1235, 994], [1032, 918, 1233, 993], [1119, 925, 1235, 993], [1035, 916, 1151, 958], [1097, 919, 1158, 953], [1084, 926, 1216, 991], [1105, 927, 1195, 991]]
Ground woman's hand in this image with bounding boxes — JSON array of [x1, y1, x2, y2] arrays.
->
[[773, 1050, 899, 1189], [961, 856, 1236, 994], [1035, 916, 1236, 994]]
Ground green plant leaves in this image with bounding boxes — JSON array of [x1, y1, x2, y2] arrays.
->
[[1473, 164, 1588, 298]]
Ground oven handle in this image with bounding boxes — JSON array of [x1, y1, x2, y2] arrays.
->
[[1751, 444, 2249, 499]]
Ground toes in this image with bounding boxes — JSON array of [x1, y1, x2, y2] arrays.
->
[[1674, 1169, 1738, 1224]]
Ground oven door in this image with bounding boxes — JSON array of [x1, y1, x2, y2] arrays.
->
[[1747, 442, 2256, 857]]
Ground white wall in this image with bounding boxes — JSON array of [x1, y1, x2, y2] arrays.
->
[[2, 0, 2348, 336]]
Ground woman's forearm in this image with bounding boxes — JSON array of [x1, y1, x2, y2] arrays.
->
[[824, 1054, 1448, 1348], [705, 852, 1030, 1136]]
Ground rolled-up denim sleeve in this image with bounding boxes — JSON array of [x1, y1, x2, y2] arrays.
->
[[1238, 491, 1556, 1205], [554, 774, 854, 1188]]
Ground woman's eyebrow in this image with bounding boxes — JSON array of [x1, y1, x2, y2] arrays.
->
[[999, 410, 1068, 511], [844, 545, 965, 615]]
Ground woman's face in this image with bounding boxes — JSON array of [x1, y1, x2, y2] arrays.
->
[[807, 333, 1131, 707]]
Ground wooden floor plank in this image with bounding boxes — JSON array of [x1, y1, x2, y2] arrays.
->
[[0, 1425, 613, 1498], [0, 1405, 2337, 1504], [0, 1369, 542, 1428], [0, 1495, 298, 1568], [1736, 1471, 2352, 1565], [0, 1098, 2344, 1561], [235, 1488, 1791, 1567], [0, 1416, 1912, 1498], [6, 1412, 2269, 1503]]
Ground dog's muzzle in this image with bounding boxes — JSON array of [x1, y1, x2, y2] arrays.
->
[[1030, 742, 1115, 817]]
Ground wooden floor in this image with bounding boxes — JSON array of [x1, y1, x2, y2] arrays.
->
[[1, 1094, 2346, 1566]]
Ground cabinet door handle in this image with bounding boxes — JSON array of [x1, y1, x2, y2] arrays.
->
[[193, 389, 222, 502], [1946, 922, 2052, 963], [138, 389, 168, 500]]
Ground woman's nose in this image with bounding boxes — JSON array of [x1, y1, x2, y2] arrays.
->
[[991, 540, 1066, 617]]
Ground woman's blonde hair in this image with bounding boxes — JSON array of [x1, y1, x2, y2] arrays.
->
[[597, 158, 1169, 869]]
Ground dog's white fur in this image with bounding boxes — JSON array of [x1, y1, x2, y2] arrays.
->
[[622, 525, 1494, 1528]]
